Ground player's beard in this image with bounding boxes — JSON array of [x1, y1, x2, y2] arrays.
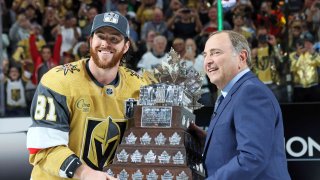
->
[[90, 46, 125, 69]]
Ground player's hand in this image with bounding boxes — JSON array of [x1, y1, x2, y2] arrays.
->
[[106, 174, 118, 180], [75, 164, 118, 180]]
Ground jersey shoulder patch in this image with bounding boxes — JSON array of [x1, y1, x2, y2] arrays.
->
[[41, 60, 86, 95]]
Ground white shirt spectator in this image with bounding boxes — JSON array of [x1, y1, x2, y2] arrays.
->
[[60, 26, 81, 56], [137, 51, 168, 71]]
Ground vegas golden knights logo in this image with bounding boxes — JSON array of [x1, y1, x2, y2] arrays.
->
[[82, 117, 127, 170], [11, 89, 21, 101]]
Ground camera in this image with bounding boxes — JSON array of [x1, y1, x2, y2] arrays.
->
[[258, 34, 269, 43], [181, 8, 191, 14], [296, 39, 305, 49]]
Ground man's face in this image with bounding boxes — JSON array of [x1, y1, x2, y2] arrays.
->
[[153, 38, 166, 54], [90, 27, 129, 69], [153, 9, 163, 23], [208, 7, 217, 21], [203, 33, 241, 90]]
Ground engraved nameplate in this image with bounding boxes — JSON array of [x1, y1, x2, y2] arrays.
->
[[141, 106, 172, 127]]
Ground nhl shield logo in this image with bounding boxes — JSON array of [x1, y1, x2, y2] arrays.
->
[[125, 98, 137, 118], [106, 88, 113, 95]]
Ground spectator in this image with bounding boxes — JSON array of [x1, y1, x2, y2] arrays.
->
[[9, 13, 32, 51], [79, 6, 98, 41], [126, 14, 139, 42], [29, 28, 62, 84], [182, 38, 206, 73], [167, 7, 202, 39], [116, 0, 129, 16], [136, 0, 157, 28], [137, 35, 168, 71], [197, 0, 210, 25], [305, 1, 320, 41], [0, 59, 10, 80], [164, 0, 182, 20], [48, 0, 68, 18], [23, 3, 42, 24], [290, 33, 320, 102], [172, 37, 186, 58], [12, 23, 46, 63], [201, 6, 232, 36], [127, 0, 143, 12], [182, 38, 213, 106], [251, 26, 285, 102], [61, 51, 75, 64], [255, 0, 285, 37], [140, 7, 172, 42], [42, 6, 60, 45], [227, 2, 255, 33], [54, 11, 81, 56], [232, 13, 254, 44], [136, 29, 156, 60], [8, 0, 23, 21], [72, 41, 89, 61], [288, 20, 304, 51], [4, 64, 29, 116], [1, 33, 10, 60], [196, 6, 231, 51]]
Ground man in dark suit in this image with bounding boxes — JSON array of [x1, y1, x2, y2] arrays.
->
[[190, 30, 291, 179]]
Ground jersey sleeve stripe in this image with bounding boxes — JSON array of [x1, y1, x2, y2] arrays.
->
[[28, 148, 42, 154], [27, 127, 69, 149]]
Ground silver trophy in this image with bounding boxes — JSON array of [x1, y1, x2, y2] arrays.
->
[[139, 48, 204, 110]]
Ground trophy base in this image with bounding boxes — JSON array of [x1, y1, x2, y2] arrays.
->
[[105, 106, 205, 179]]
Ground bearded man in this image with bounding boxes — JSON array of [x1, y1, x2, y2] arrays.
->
[[26, 12, 148, 180]]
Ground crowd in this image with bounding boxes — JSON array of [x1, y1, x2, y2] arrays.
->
[[1, 0, 320, 117]]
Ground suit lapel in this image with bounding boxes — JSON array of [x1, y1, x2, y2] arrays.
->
[[203, 71, 256, 157]]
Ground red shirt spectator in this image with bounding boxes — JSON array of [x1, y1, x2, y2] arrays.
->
[[29, 33, 62, 84]]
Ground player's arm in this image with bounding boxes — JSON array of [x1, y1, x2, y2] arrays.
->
[[27, 82, 81, 178]]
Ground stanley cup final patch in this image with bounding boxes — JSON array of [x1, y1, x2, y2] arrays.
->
[[103, 12, 119, 24]]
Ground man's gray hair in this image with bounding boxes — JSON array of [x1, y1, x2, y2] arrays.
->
[[209, 30, 252, 67]]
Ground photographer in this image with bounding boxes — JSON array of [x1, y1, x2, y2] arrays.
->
[[167, 7, 202, 39], [251, 26, 285, 102], [289, 33, 320, 102]]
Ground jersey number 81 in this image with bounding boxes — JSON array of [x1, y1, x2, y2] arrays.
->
[[34, 95, 57, 121]]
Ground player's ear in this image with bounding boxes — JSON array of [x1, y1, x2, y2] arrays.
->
[[89, 36, 93, 46], [123, 38, 130, 54]]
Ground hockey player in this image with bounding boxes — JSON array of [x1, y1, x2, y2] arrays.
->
[[27, 12, 148, 179]]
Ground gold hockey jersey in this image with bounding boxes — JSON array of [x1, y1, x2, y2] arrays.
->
[[27, 59, 148, 179]]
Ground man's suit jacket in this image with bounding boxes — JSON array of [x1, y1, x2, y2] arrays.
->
[[203, 71, 291, 180]]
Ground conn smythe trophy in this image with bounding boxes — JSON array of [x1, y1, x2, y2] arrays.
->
[[104, 48, 206, 179]]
